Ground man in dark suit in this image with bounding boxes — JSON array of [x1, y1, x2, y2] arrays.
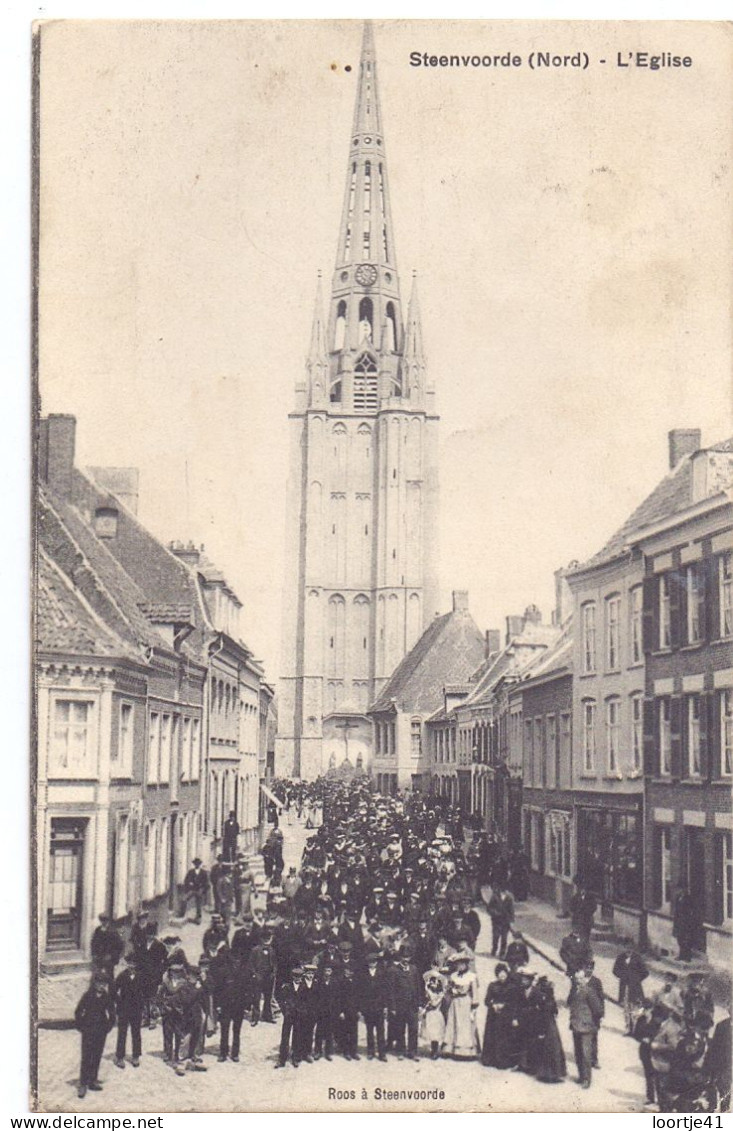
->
[[294, 963, 319, 1064], [275, 967, 302, 1068], [218, 955, 250, 1063], [560, 929, 593, 977], [337, 962, 361, 1060], [180, 858, 209, 924], [337, 906, 367, 963], [672, 886, 700, 962], [410, 919, 437, 983], [359, 950, 388, 1061], [139, 921, 167, 1029], [129, 911, 149, 963], [230, 913, 260, 965], [249, 926, 276, 1025], [387, 942, 421, 1061], [570, 883, 598, 943], [585, 960, 605, 1069], [222, 810, 240, 862], [113, 953, 145, 1068], [612, 948, 648, 1034], [90, 914, 124, 990], [314, 957, 341, 1061], [74, 976, 116, 1099], [568, 968, 604, 1088], [207, 939, 233, 1057], [486, 886, 514, 959]]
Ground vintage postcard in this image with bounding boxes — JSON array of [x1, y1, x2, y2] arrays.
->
[[33, 18, 732, 1114]]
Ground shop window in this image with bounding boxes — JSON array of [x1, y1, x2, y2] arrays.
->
[[577, 808, 641, 907]]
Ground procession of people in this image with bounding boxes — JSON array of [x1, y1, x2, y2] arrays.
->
[[73, 776, 730, 1112]]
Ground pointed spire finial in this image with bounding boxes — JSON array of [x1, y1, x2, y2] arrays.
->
[[404, 272, 424, 360], [351, 18, 383, 142], [362, 19, 375, 56], [308, 273, 327, 363]]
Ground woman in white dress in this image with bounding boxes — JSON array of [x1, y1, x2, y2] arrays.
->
[[420, 968, 447, 1059], [442, 953, 480, 1060]]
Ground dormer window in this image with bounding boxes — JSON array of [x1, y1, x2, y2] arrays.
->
[[94, 506, 118, 539]]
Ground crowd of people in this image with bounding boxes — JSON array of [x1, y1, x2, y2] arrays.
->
[[72, 777, 730, 1113]]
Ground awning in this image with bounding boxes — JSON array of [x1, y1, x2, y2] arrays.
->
[[260, 783, 283, 810]]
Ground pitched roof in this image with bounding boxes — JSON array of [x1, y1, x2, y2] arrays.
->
[[516, 620, 573, 686], [38, 485, 166, 655], [462, 622, 560, 709], [370, 608, 486, 715], [71, 469, 208, 659], [575, 437, 733, 572], [36, 548, 136, 659]]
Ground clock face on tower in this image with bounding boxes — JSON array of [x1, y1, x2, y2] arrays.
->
[[355, 263, 378, 287]]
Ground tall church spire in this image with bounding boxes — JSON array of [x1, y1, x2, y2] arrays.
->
[[328, 21, 402, 371], [276, 22, 440, 782]]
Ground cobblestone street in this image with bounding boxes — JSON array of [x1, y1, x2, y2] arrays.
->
[[36, 818, 655, 1114]]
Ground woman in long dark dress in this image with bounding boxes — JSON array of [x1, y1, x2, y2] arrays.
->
[[523, 976, 566, 1082], [481, 963, 524, 1069]]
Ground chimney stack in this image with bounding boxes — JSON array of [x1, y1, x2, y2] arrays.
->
[[485, 629, 501, 657], [39, 414, 76, 500], [169, 540, 203, 568], [523, 604, 542, 626], [668, 428, 701, 470], [452, 590, 469, 613], [553, 565, 575, 626], [506, 614, 524, 643]]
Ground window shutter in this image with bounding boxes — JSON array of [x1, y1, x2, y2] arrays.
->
[[705, 692, 719, 782], [643, 697, 657, 775], [669, 569, 682, 650], [670, 696, 682, 779], [712, 832, 724, 926], [652, 827, 663, 908], [699, 693, 710, 780], [707, 555, 721, 642], [642, 576, 657, 653], [710, 692, 722, 780], [697, 563, 708, 643]]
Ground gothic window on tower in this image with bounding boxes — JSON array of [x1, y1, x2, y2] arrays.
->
[[332, 424, 347, 489], [335, 300, 347, 351], [328, 595, 346, 678], [353, 351, 378, 412], [344, 223, 352, 260], [385, 302, 398, 353], [358, 297, 373, 340], [330, 376, 342, 404], [362, 226, 371, 258]]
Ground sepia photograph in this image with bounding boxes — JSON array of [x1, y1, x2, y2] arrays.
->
[[32, 17, 732, 1113]]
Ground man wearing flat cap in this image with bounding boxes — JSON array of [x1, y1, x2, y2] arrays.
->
[[90, 913, 124, 991], [113, 952, 145, 1069], [180, 857, 209, 925]]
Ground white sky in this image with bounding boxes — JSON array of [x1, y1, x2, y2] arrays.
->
[[37, 19, 732, 680]]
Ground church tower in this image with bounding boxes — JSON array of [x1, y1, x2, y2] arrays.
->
[[277, 22, 440, 780]]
